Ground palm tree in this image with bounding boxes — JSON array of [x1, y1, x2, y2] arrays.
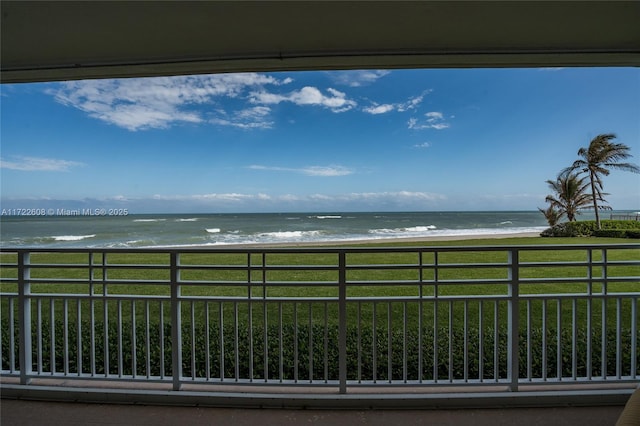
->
[[538, 205, 563, 226], [543, 169, 593, 222], [566, 134, 640, 229]]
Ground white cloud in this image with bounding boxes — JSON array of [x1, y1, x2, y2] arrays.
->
[[363, 92, 428, 115], [250, 86, 357, 112], [303, 166, 353, 176], [248, 164, 354, 176], [408, 111, 451, 130], [363, 104, 395, 115], [152, 193, 269, 203], [1, 189, 452, 213], [0, 156, 84, 172], [173, 190, 444, 207], [153, 190, 443, 205], [50, 73, 291, 131], [330, 70, 391, 87], [414, 142, 431, 149], [308, 194, 333, 201], [397, 93, 429, 112], [211, 106, 274, 129], [340, 191, 445, 202], [109, 195, 130, 202]]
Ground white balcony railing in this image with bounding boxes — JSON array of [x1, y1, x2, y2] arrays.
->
[[1, 244, 638, 395]]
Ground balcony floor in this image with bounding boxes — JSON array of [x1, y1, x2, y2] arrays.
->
[[0, 398, 625, 426]]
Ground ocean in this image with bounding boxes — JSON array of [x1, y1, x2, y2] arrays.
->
[[0, 210, 617, 249]]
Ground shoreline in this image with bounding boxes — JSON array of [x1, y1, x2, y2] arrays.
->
[[225, 231, 543, 248], [0, 231, 545, 250]]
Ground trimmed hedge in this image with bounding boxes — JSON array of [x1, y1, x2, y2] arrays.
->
[[541, 220, 640, 238], [593, 229, 640, 239], [626, 230, 640, 239], [2, 320, 638, 381]]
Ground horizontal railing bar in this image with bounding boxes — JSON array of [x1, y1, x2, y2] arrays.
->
[[181, 381, 333, 387], [178, 295, 339, 303], [602, 260, 640, 266], [11, 260, 639, 269], [10, 291, 640, 299], [520, 277, 639, 284], [16, 277, 637, 286], [8, 374, 638, 386], [346, 263, 510, 270], [176, 280, 339, 287], [11, 292, 638, 301], [520, 293, 640, 300], [346, 279, 511, 286], [178, 265, 339, 271], [19, 263, 170, 269], [20, 279, 171, 285], [2, 243, 638, 255], [519, 377, 640, 384], [21, 373, 174, 382], [24, 293, 170, 301], [348, 379, 511, 387], [520, 260, 640, 267], [521, 259, 601, 264], [17, 262, 638, 271], [346, 295, 510, 302]]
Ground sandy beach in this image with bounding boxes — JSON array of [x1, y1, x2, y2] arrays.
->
[[233, 231, 543, 248]]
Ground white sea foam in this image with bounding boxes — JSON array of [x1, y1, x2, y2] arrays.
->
[[370, 225, 436, 235], [206, 228, 221, 234], [133, 219, 167, 222], [396, 227, 546, 238], [103, 239, 155, 248], [52, 234, 96, 241], [260, 230, 322, 239], [367, 225, 546, 240], [310, 215, 342, 219], [176, 218, 199, 222], [403, 225, 437, 232], [145, 242, 228, 249]]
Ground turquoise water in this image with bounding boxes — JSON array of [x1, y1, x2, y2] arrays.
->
[[0, 210, 624, 248]]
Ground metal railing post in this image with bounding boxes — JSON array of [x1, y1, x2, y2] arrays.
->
[[507, 248, 520, 392], [338, 251, 347, 394], [170, 252, 182, 391], [18, 250, 32, 384]]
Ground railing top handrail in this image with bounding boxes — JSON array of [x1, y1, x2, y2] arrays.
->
[[0, 243, 638, 255]]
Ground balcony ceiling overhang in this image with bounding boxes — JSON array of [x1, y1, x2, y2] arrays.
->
[[1, 0, 639, 84]]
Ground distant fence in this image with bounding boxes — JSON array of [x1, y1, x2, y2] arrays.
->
[[611, 214, 640, 221], [1, 244, 639, 397]]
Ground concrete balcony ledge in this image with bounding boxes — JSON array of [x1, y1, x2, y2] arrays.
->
[[0, 398, 628, 426], [1, 378, 636, 410]]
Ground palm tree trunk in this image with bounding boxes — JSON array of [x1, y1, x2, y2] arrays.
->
[[589, 170, 601, 229]]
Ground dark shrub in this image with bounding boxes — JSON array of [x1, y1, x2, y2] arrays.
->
[[3, 320, 638, 381], [541, 220, 640, 238]]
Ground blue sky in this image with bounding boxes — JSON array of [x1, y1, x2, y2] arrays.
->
[[1, 67, 639, 213]]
